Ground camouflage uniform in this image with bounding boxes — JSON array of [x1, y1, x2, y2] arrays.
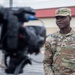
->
[[43, 30, 75, 75]]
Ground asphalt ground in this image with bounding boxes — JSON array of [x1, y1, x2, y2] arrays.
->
[[0, 50, 44, 75]]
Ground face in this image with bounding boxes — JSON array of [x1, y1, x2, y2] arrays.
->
[[55, 16, 71, 29]]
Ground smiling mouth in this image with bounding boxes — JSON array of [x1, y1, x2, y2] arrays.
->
[[57, 22, 63, 25], [58, 23, 63, 25], [57, 23, 64, 27]]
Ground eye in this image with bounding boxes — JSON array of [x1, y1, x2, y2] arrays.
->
[[56, 16, 66, 19]]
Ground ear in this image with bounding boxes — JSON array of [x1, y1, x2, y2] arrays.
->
[[69, 16, 72, 21]]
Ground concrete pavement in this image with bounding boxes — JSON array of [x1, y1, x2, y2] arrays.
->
[[0, 51, 44, 75]]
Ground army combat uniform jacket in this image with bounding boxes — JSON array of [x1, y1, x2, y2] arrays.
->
[[43, 30, 75, 75]]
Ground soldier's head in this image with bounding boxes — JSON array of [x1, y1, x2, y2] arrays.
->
[[55, 8, 72, 29]]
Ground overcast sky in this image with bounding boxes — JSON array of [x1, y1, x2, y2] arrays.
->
[[0, 0, 51, 7], [0, 0, 75, 9]]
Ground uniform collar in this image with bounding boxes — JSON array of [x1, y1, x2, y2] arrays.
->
[[57, 29, 75, 38]]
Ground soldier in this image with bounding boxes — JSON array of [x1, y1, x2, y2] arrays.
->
[[43, 8, 75, 75]]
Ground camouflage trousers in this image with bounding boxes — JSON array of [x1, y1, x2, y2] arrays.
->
[[70, 73, 75, 75], [49, 73, 75, 75], [46, 72, 75, 75]]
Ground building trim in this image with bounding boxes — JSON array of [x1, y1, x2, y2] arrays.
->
[[36, 6, 75, 18]]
